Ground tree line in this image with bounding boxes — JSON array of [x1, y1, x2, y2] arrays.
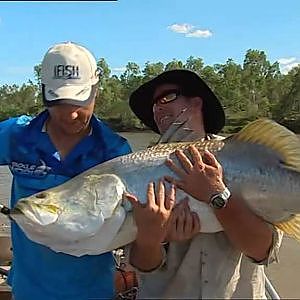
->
[[1, 49, 300, 133]]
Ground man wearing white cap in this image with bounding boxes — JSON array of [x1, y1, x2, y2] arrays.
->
[[1, 42, 131, 300]]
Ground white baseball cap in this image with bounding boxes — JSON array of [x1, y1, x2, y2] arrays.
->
[[41, 41, 100, 106]]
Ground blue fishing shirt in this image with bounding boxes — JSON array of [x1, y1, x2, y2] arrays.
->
[[0, 110, 132, 300]]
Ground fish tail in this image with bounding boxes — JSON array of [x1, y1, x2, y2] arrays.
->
[[232, 118, 300, 242], [231, 118, 300, 172], [275, 215, 300, 242]]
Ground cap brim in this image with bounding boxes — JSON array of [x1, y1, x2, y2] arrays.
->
[[129, 69, 225, 134], [42, 84, 97, 107]]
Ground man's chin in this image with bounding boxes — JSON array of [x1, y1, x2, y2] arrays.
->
[[63, 126, 87, 135]]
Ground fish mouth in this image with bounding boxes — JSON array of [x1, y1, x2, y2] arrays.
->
[[11, 200, 60, 226]]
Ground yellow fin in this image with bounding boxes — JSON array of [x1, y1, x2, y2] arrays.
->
[[230, 118, 300, 172], [275, 215, 300, 242]]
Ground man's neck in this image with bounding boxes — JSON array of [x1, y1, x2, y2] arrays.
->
[[183, 117, 206, 138]]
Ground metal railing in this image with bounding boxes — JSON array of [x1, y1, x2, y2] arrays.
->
[[265, 275, 280, 299]]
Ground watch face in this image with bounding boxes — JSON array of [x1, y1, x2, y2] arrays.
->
[[212, 196, 226, 209]]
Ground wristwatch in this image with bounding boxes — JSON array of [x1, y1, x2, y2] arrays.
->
[[209, 187, 231, 209]]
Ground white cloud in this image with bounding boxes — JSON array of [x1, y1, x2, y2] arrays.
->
[[278, 57, 300, 74], [167, 23, 212, 38], [168, 23, 194, 34], [280, 62, 300, 74], [111, 67, 126, 73], [278, 57, 297, 65], [186, 29, 212, 38]]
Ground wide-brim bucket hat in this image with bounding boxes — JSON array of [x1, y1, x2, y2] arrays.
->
[[129, 69, 225, 134]]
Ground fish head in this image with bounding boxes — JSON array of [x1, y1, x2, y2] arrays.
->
[[10, 173, 127, 244], [11, 191, 61, 226], [9, 191, 69, 245]]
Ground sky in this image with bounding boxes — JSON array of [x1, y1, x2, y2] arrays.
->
[[0, 0, 299, 85]]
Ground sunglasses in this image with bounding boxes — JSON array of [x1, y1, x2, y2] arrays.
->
[[154, 90, 182, 104]]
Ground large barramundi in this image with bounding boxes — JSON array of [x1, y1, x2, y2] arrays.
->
[[7, 119, 300, 256]]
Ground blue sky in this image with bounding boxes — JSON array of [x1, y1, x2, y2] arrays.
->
[[0, 0, 299, 85]]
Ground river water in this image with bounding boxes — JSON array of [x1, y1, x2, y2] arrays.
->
[[0, 131, 300, 298]]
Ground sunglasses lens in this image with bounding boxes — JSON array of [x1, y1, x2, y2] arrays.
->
[[161, 92, 178, 103]]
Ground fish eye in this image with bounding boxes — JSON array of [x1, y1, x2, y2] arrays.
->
[[35, 192, 47, 199]]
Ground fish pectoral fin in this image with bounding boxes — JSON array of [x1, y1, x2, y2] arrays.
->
[[275, 214, 300, 242], [230, 118, 300, 172]]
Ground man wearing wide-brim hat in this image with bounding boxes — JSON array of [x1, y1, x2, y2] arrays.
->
[[126, 69, 283, 299]]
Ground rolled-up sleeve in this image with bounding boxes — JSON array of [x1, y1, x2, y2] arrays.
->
[[247, 225, 283, 266]]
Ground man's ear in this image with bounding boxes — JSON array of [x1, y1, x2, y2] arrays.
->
[[94, 86, 100, 101], [96, 86, 100, 98]]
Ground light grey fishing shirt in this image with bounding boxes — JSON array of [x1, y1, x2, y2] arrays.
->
[[135, 228, 283, 299]]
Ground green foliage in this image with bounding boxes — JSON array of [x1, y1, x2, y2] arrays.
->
[[165, 59, 184, 71], [143, 62, 164, 81], [1, 49, 300, 133], [0, 83, 42, 121], [272, 66, 300, 123], [184, 56, 204, 75]]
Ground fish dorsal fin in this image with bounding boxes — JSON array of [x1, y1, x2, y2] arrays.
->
[[230, 118, 300, 172], [158, 107, 203, 144], [275, 214, 300, 242]]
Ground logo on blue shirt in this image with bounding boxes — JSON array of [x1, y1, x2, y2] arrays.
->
[[11, 160, 52, 177]]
